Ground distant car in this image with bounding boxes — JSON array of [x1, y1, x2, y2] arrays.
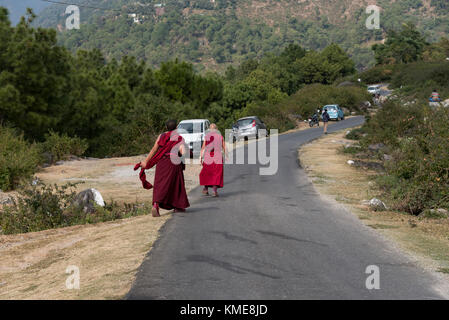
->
[[322, 105, 345, 121], [367, 85, 381, 95], [230, 116, 267, 142], [177, 119, 210, 156]]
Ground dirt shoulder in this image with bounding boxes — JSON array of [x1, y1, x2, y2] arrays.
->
[[299, 130, 449, 278], [0, 158, 201, 299]]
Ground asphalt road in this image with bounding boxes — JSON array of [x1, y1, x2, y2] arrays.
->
[[127, 117, 447, 300]]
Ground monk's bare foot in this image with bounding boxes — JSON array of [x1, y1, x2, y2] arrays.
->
[[151, 206, 160, 217], [202, 189, 209, 196], [212, 192, 219, 197]]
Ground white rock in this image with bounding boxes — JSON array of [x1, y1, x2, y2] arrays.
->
[[0, 197, 13, 205], [74, 188, 105, 214], [347, 160, 355, 165], [369, 198, 387, 211], [91, 188, 105, 207]]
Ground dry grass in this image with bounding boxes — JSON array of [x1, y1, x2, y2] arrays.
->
[[34, 155, 201, 204], [299, 130, 449, 275], [0, 159, 201, 299], [0, 214, 168, 299]]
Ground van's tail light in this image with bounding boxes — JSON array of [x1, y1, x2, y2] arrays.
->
[[252, 120, 256, 127]]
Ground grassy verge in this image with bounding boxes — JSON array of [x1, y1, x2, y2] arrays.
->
[[0, 213, 168, 299], [299, 129, 449, 275], [0, 160, 201, 299]]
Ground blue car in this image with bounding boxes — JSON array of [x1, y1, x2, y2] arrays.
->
[[322, 104, 345, 121]]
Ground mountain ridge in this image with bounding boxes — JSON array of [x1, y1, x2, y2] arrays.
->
[[26, 0, 449, 70]]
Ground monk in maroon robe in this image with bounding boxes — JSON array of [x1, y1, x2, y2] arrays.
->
[[135, 119, 190, 217], [199, 124, 227, 197]]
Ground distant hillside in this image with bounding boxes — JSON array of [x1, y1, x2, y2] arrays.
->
[[30, 0, 449, 70]]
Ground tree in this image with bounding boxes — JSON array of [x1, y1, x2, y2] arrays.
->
[[0, 8, 72, 140], [372, 23, 428, 65], [321, 44, 355, 77]]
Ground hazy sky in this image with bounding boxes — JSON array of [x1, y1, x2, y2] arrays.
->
[[0, 0, 51, 24]]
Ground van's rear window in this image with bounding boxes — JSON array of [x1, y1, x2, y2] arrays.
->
[[178, 122, 203, 133]]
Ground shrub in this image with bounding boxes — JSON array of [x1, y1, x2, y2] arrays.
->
[[361, 102, 449, 214], [389, 61, 449, 101], [359, 101, 426, 148], [236, 100, 296, 132], [0, 127, 41, 191], [419, 209, 448, 220], [345, 127, 365, 140], [0, 181, 151, 234], [40, 131, 88, 163], [280, 84, 371, 120], [359, 65, 398, 84], [0, 182, 81, 234], [342, 145, 362, 154]]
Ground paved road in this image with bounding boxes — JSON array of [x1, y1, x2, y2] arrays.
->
[[127, 117, 446, 300]]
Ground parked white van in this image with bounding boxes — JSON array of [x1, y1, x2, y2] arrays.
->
[[177, 119, 210, 156]]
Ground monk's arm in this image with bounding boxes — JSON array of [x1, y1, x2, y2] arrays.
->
[[222, 137, 228, 159], [141, 135, 161, 167], [179, 142, 187, 156], [199, 140, 206, 162]]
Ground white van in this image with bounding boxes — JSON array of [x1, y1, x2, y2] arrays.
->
[[177, 119, 210, 155]]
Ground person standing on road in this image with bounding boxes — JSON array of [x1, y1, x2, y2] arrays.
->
[[199, 124, 226, 197], [134, 119, 190, 217], [322, 108, 330, 134]]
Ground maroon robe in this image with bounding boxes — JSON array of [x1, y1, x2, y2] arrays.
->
[[199, 131, 224, 188], [134, 131, 190, 210]]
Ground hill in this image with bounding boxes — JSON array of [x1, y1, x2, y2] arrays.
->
[[31, 0, 449, 71]]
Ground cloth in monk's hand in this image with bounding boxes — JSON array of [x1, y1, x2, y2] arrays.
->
[[200, 131, 224, 188], [133, 130, 183, 190]]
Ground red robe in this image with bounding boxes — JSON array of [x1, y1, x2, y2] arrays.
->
[[199, 131, 224, 188], [134, 131, 190, 210]]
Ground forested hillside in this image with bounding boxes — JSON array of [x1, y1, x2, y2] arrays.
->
[[32, 0, 449, 70], [0, 7, 367, 161]]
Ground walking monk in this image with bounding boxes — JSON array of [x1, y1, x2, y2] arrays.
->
[[134, 119, 190, 217], [199, 124, 227, 197]]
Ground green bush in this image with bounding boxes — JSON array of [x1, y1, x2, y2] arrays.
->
[[419, 209, 448, 220], [342, 145, 362, 155], [389, 61, 449, 101], [390, 62, 449, 89], [359, 65, 398, 84], [281, 84, 372, 119], [345, 127, 365, 140], [235, 100, 296, 132], [359, 101, 426, 148], [0, 181, 151, 235], [360, 102, 449, 214], [40, 131, 88, 163], [0, 127, 41, 191]]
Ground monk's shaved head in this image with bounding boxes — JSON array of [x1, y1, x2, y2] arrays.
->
[[210, 123, 217, 130], [166, 119, 177, 131]]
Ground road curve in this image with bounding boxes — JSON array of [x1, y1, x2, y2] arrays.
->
[[127, 117, 446, 300]]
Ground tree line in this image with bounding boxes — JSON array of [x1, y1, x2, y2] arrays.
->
[[1, 8, 359, 158]]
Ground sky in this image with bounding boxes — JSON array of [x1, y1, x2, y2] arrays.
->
[[0, 0, 51, 24]]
